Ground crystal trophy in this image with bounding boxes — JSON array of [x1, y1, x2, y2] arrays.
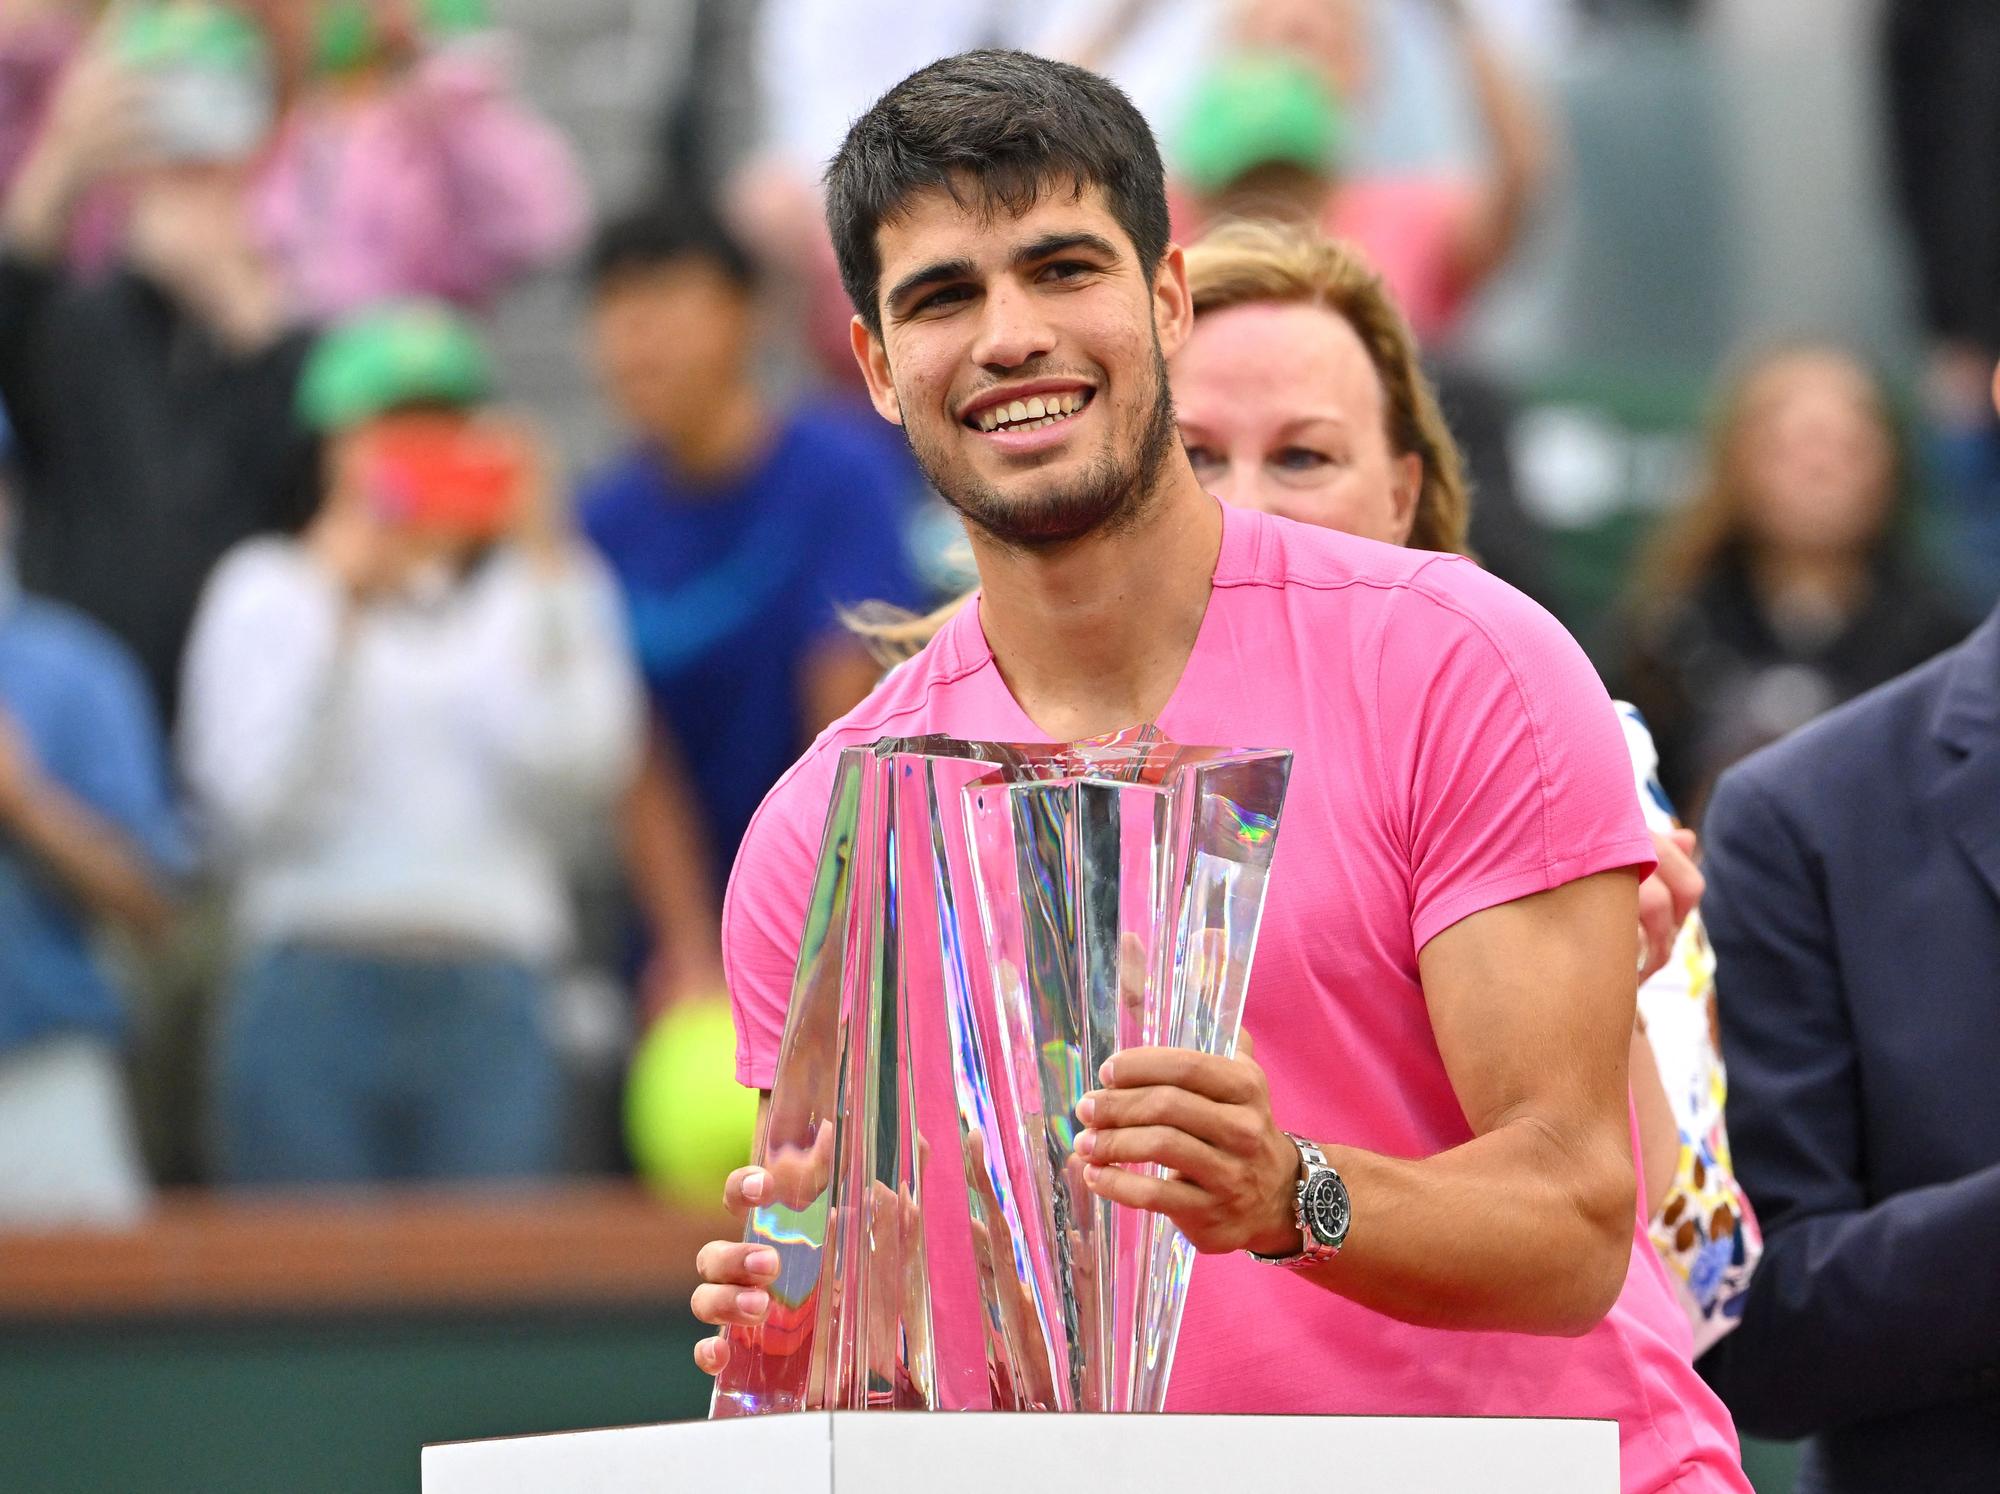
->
[[710, 728, 1290, 1417]]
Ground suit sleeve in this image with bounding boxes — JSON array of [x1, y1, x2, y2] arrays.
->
[[1697, 764, 2000, 1437]]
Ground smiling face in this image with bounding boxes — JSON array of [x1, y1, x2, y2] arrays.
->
[[1171, 299, 1419, 544], [850, 182, 1190, 551]]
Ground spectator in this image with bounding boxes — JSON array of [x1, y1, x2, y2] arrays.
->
[[1173, 0, 1550, 346], [0, 428, 186, 1227], [179, 303, 642, 1187], [579, 207, 922, 1015], [252, 0, 587, 321], [1611, 343, 1974, 818], [0, 5, 317, 722], [1696, 371, 2000, 1490]]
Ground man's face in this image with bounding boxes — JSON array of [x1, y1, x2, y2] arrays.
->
[[852, 183, 1191, 550], [591, 259, 753, 447]]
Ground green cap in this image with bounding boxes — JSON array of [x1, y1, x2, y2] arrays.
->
[[114, 1, 268, 75], [313, 0, 493, 75], [297, 302, 495, 432], [1174, 53, 1348, 196]]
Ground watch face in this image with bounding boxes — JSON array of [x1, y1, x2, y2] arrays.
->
[[1302, 1171, 1350, 1247]]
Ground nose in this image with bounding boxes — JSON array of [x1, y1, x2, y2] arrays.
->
[[970, 279, 1058, 372]]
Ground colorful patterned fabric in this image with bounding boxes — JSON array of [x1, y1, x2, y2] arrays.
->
[[1620, 701, 1764, 1355]]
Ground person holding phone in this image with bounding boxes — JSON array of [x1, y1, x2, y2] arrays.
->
[[0, 1, 313, 724], [177, 302, 643, 1187]]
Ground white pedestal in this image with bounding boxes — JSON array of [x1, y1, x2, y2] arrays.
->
[[423, 1411, 1618, 1493]]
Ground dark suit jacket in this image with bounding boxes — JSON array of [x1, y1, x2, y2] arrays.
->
[[1697, 605, 2000, 1493]]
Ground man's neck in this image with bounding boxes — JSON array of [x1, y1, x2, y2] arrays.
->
[[971, 461, 1223, 742], [653, 383, 767, 486]]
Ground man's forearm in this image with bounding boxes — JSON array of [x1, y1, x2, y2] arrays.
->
[[1, 780, 171, 939], [1301, 1116, 1635, 1337]]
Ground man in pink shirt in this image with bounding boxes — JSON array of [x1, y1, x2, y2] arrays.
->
[[690, 49, 1748, 1493]]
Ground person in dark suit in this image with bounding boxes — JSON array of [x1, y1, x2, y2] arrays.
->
[[1697, 361, 2000, 1490]]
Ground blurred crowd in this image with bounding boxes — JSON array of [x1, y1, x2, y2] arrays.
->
[[0, 0, 1993, 1224]]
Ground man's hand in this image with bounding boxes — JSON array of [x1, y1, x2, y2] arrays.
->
[[1638, 827, 1703, 981], [1073, 1033, 1301, 1257], [690, 1164, 786, 1376], [4, 47, 154, 257], [690, 1119, 832, 1376], [306, 496, 412, 600]]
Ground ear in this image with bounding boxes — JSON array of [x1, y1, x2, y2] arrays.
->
[[850, 315, 902, 426], [1389, 452, 1422, 547], [1991, 359, 2000, 423], [1151, 242, 1194, 361]]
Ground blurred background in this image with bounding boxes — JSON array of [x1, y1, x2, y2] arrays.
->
[[0, 1, 1990, 1489]]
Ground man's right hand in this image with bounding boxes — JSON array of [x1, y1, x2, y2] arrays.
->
[[690, 1164, 783, 1376]]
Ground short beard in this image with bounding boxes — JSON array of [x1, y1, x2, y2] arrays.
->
[[903, 343, 1178, 554]]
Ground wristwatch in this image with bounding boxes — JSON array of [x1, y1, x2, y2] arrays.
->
[[1249, 1133, 1350, 1267]]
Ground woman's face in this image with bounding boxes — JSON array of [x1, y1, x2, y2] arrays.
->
[[1171, 299, 1420, 545], [1733, 353, 1896, 560]]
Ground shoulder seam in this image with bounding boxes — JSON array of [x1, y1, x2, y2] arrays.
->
[[1386, 558, 1557, 880]]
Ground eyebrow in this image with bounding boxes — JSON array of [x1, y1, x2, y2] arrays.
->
[[883, 231, 1124, 320]]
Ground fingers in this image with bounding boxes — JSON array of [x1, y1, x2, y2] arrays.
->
[[690, 1238, 778, 1331], [1097, 1046, 1263, 1103], [1075, 1122, 1230, 1187], [1636, 878, 1677, 984], [733, 1121, 835, 1212], [1235, 1027, 1255, 1062], [1080, 1159, 1207, 1218], [694, 1238, 780, 1289], [1077, 1085, 1258, 1164], [721, 1165, 767, 1218], [1647, 826, 1706, 927], [694, 1334, 732, 1376]]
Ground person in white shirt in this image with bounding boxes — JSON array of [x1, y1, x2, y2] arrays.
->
[[179, 303, 642, 1186]]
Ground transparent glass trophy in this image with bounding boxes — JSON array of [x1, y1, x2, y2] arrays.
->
[[710, 728, 1290, 1417]]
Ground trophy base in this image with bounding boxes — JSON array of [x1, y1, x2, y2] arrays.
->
[[423, 1410, 1616, 1493]]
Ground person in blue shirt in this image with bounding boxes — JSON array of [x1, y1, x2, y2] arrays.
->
[[580, 207, 923, 1015], [0, 425, 187, 1224]]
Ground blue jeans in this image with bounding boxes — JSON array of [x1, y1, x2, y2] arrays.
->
[[216, 945, 559, 1187]]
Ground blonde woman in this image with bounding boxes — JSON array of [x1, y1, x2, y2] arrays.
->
[[1169, 218, 1758, 1354]]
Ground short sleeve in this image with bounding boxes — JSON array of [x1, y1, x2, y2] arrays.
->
[[1375, 559, 1655, 951], [720, 749, 839, 1088]]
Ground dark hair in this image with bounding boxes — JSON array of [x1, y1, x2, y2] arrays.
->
[[586, 204, 759, 294], [825, 49, 1171, 334]]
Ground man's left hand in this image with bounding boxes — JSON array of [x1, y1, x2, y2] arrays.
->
[[1074, 1036, 1302, 1257]]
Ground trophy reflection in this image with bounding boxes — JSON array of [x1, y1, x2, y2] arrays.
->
[[710, 728, 1290, 1416]]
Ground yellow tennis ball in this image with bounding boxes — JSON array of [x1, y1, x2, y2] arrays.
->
[[625, 995, 758, 1207]]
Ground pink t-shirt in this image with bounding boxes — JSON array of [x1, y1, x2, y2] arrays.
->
[[723, 503, 1748, 1493]]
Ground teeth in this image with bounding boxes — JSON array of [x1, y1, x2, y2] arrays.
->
[[974, 391, 1089, 432]]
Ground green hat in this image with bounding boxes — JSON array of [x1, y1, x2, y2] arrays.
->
[[297, 303, 494, 432], [313, 0, 493, 75], [1175, 53, 1348, 197], [114, 1, 269, 74]]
